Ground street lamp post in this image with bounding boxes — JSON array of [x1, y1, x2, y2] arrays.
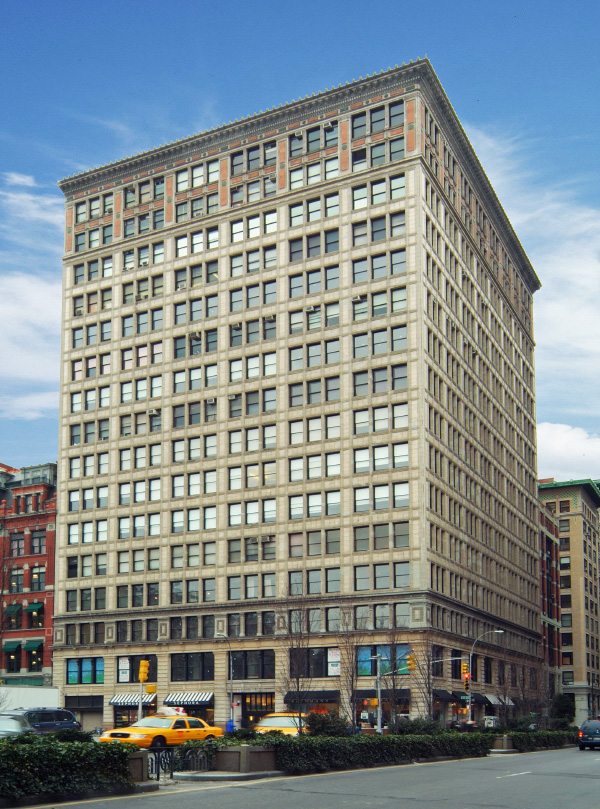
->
[[370, 654, 383, 733], [468, 630, 504, 723], [216, 633, 235, 729]]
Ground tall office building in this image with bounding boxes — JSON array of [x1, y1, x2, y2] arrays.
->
[[55, 59, 541, 730], [539, 478, 600, 726]]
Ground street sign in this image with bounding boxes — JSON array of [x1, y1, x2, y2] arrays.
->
[[461, 695, 469, 700]]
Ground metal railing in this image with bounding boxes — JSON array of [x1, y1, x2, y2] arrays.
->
[[147, 746, 212, 780]]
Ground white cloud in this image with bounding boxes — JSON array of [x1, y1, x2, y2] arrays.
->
[[0, 273, 61, 383], [2, 172, 37, 187], [0, 391, 58, 421], [0, 187, 63, 229], [537, 423, 600, 482], [466, 124, 600, 430]]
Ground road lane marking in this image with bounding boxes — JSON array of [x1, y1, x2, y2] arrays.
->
[[496, 771, 531, 778]]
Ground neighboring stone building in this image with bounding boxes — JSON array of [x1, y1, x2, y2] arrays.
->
[[539, 478, 600, 726], [539, 499, 561, 705], [0, 462, 56, 687], [54, 59, 541, 729]]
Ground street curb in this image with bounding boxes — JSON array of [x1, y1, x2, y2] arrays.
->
[[174, 770, 285, 781]]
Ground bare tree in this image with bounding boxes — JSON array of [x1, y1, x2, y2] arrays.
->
[[274, 588, 316, 734], [336, 607, 361, 727], [407, 634, 440, 720]]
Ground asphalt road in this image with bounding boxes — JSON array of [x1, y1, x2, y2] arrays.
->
[[33, 748, 599, 809]]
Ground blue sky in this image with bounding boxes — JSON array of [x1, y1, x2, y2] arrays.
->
[[1, 0, 599, 478]]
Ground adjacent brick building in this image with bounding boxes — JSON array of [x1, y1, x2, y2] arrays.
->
[[0, 462, 56, 686]]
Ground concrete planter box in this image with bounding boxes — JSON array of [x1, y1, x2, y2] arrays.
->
[[215, 745, 276, 773], [492, 734, 514, 751], [128, 749, 149, 781]]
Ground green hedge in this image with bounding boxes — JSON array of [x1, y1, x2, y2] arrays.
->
[[509, 730, 572, 752], [0, 737, 135, 800], [268, 732, 494, 774]]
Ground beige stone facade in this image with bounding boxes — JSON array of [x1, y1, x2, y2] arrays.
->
[[54, 60, 541, 730], [539, 479, 600, 726]]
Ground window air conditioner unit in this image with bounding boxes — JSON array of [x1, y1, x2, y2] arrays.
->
[[294, 131, 303, 138], [191, 332, 202, 339], [139, 259, 149, 267], [206, 398, 216, 404], [352, 295, 365, 302], [265, 315, 276, 322], [305, 305, 316, 313], [324, 122, 334, 131], [74, 308, 83, 316], [100, 437, 109, 441], [148, 409, 160, 416], [136, 293, 149, 301], [233, 322, 243, 329], [228, 394, 237, 400], [176, 282, 187, 290]]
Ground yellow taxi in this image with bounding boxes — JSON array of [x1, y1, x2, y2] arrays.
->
[[253, 712, 309, 735], [99, 714, 223, 748]]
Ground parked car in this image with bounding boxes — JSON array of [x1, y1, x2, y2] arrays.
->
[[99, 714, 223, 748], [0, 713, 38, 738], [253, 712, 308, 735], [4, 708, 81, 734], [578, 719, 600, 749]]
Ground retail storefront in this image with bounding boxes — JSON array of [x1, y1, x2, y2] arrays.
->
[[284, 689, 340, 715], [64, 694, 104, 731], [109, 692, 156, 727], [163, 692, 214, 724]]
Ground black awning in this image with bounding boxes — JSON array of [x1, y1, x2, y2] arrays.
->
[[433, 689, 455, 701], [284, 690, 339, 704], [356, 688, 410, 700], [163, 692, 214, 706], [471, 693, 487, 704]]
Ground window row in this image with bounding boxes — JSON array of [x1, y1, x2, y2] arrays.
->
[[352, 139, 404, 171], [352, 175, 405, 209], [352, 212, 405, 246], [352, 326, 407, 357], [230, 210, 277, 242], [72, 321, 112, 347], [173, 329, 217, 357], [75, 193, 114, 223], [289, 157, 339, 188], [289, 339, 339, 369], [230, 316, 277, 345], [229, 281, 277, 311], [354, 482, 410, 511], [289, 453, 340, 481], [354, 562, 410, 591], [289, 491, 341, 519], [352, 287, 407, 318], [289, 122, 338, 156], [289, 414, 341, 444], [353, 364, 407, 395], [289, 302, 339, 332], [289, 229, 339, 261], [353, 443, 409, 471], [288, 567, 341, 595], [289, 193, 339, 226], [230, 246, 277, 276], [8, 530, 47, 557]]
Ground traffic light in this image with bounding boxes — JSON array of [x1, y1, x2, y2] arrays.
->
[[463, 673, 470, 693], [461, 662, 468, 675], [138, 659, 149, 682], [407, 653, 416, 672]]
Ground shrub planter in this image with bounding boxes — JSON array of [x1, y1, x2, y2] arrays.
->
[[215, 745, 276, 773]]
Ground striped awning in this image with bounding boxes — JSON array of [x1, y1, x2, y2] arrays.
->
[[109, 693, 157, 707], [503, 696, 515, 707], [485, 694, 503, 706], [163, 692, 214, 706]]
